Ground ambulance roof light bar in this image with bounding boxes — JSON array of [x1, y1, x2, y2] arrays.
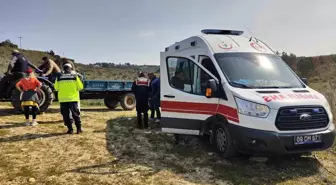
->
[[201, 29, 244, 36]]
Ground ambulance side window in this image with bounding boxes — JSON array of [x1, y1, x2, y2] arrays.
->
[[199, 56, 220, 79], [195, 56, 220, 94], [167, 57, 193, 93], [167, 57, 213, 96]]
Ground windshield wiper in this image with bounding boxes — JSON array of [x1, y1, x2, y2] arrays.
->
[[229, 82, 253, 88]]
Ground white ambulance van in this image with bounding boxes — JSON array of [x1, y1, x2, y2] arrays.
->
[[160, 29, 336, 157]]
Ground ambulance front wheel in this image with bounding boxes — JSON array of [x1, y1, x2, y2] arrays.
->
[[212, 122, 236, 158]]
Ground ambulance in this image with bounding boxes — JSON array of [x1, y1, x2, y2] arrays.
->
[[160, 29, 336, 157]]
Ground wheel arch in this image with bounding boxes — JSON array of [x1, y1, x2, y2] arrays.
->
[[201, 114, 229, 135]]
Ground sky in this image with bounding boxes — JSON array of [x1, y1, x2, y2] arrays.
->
[[1, 0, 336, 65]]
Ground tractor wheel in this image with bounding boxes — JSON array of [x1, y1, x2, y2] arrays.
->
[[11, 84, 53, 114], [37, 85, 54, 113], [119, 93, 136, 111], [104, 97, 119, 110], [11, 88, 23, 113]]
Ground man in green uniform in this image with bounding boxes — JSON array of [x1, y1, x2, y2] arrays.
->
[[55, 63, 84, 134]]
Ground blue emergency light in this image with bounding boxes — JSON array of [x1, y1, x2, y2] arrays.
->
[[201, 29, 244, 36]]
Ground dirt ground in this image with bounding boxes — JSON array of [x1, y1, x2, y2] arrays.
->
[[0, 104, 335, 185]]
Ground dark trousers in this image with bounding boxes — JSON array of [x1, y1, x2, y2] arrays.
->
[[149, 101, 155, 118], [136, 102, 149, 129], [23, 106, 37, 119], [60, 102, 81, 131], [149, 98, 161, 119], [0, 73, 25, 98], [154, 107, 161, 119], [137, 111, 148, 129]]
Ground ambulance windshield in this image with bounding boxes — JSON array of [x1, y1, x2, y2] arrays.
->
[[214, 53, 304, 89]]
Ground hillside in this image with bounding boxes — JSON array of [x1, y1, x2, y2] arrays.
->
[[0, 40, 159, 80], [281, 53, 336, 116]]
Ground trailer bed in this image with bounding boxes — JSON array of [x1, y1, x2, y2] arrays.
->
[[83, 80, 133, 92]]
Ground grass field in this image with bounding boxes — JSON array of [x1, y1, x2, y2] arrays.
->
[[0, 103, 335, 185]]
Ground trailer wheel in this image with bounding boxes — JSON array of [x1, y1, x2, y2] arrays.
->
[[120, 93, 136, 111], [11, 84, 53, 114], [212, 121, 236, 158], [104, 97, 119, 110]]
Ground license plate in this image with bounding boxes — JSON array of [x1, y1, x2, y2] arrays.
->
[[294, 134, 322, 145]]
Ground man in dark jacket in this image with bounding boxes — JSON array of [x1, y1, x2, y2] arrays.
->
[[148, 72, 161, 123], [0, 50, 41, 98], [132, 72, 150, 129]]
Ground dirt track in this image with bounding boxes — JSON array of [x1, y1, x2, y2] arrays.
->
[[0, 104, 335, 185]]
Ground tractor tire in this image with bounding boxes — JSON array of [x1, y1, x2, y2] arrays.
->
[[11, 88, 23, 113], [104, 97, 119, 110], [212, 121, 236, 158], [119, 93, 136, 111], [11, 84, 53, 114]]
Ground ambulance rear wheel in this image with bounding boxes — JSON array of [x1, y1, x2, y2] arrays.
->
[[120, 93, 136, 111], [212, 122, 236, 158]]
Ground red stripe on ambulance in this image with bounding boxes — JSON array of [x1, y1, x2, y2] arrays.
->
[[161, 101, 239, 123]]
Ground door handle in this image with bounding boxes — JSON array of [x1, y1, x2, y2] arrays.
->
[[164, 94, 175, 98]]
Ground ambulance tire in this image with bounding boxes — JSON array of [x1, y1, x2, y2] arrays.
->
[[212, 122, 236, 158], [120, 93, 136, 111]]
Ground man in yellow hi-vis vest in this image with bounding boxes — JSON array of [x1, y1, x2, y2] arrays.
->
[[55, 63, 84, 134]]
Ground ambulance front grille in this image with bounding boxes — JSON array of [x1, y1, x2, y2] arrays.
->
[[275, 106, 329, 131]]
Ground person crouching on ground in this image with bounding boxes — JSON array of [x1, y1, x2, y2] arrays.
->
[[55, 64, 84, 134], [132, 72, 150, 129], [15, 68, 42, 126]]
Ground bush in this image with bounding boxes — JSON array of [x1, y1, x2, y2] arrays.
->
[[0, 40, 18, 48]]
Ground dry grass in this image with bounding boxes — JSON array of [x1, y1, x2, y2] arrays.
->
[[0, 103, 335, 185]]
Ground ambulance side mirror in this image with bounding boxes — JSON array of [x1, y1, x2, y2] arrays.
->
[[301, 78, 308, 85], [206, 79, 218, 98]]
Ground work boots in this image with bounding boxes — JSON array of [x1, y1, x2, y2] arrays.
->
[[66, 123, 73, 134], [75, 123, 83, 134]]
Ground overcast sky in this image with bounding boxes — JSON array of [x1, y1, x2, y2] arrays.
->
[[0, 0, 335, 65]]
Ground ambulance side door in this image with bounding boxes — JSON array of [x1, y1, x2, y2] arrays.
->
[[160, 52, 220, 135]]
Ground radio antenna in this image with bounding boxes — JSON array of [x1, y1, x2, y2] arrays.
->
[[244, 25, 257, 42]]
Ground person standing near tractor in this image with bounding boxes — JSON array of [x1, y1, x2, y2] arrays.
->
[[55, 63, 84, 134], [0, 50, 41, 98], [132, 72, 150, 129], [15, 68, 42, 126]]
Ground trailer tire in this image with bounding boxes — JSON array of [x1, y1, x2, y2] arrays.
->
[[11, 84, 53, 114], [104, 97, 119, 110], [212, 121, 236, 158], [120, 93, 136, 111]]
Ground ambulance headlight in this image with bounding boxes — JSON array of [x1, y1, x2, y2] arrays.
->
[[235, 97, 270, 118]]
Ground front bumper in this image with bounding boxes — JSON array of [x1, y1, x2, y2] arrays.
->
[[227, 123, 336, 155]]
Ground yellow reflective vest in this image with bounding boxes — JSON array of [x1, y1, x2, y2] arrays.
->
[[55, 73, 83, 102]]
